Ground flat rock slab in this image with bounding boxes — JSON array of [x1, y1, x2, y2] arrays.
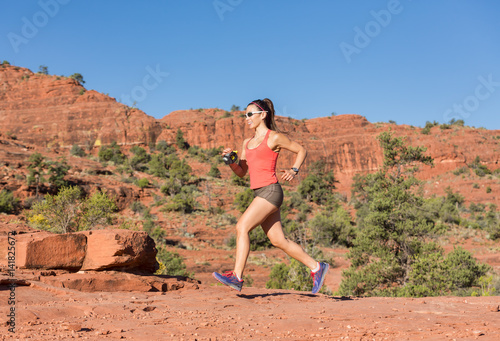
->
[[0, 229, 158, 273]]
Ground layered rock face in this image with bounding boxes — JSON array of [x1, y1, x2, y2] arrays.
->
[[0, 65, 161, 148], [1, 64, 499, 192], [160, 110, 500, 191]]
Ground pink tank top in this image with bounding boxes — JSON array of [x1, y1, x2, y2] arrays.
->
[[245, 130, 279, 189]]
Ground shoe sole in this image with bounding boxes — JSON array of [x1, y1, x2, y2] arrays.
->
[[212, 272, 242, 292], [312, 263, 329, 294]]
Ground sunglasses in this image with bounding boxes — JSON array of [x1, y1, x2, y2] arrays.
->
[[245, 111, 267, 118]]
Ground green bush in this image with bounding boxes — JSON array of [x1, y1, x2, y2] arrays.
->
[[47, 157, 70, 189], [155, 140, 176, 155], [234, 188, 254, 213], [340, 132, 436, 297], [468, 156, 491, 177], [266, 259, 313, 292], [0, 190, 19, 214], [266, 247, 328, 292], [297, 160, 337, 205], [130, 201, 146, 214], [155, 246, 191, 277], [148, 153, 171, 178], [27, 152, 47, 186], [70, 144, 86, 157], [208, 164, 221, 178], [310, 205, 355, 247], [27, 186, 116, 233], [231, 173, 249, 187], [176, 129, 189, 149], [130, 146, 151, 172], [69, 73, 85, 84], [249, 227, 273, 251], [452, 166, 469, 176], [98, 142, 126, 165], [135, 178, 150, 188], [163, 187, 197, 213], [79, 191, 117, 230], [397, 244, 490, 297]]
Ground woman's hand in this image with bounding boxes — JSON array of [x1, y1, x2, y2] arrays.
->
[[280, 169, 297, 182], [222, 147, 233, 156]]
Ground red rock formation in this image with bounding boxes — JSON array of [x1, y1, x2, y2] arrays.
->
[[1, 63, 499, 195], [0, 64, 161, 148], [0, 230, 158, 273], [79, 229, 158, 273]]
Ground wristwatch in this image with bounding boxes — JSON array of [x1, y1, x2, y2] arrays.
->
[[291, 167, 299, 174]]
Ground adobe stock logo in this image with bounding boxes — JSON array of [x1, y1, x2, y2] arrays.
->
[[7, 0, 71, 53], [339, 0, 410, 63], [120, 65, 169, 107], [213, 0, 243, 21], [443, 74, 499, 122]]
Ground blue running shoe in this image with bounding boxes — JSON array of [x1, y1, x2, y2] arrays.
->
[[311, 262, 329, 294], [212, 271, 244, 292]]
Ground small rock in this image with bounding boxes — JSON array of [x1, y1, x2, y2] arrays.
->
[[61, 323, 82, 332], [489, 305, 499, 312]]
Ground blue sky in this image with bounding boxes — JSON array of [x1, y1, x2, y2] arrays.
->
[[1, 0, 500, 129]]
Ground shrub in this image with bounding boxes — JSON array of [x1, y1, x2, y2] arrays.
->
[[234, 188, 254, 213], [27, 186, 116, 233], [70, 144, 86, 157], [249, 228, 273, 251], [452, 166, 469, 176], [176, 129, 189, 149], [297, 164, 337, 205], [27, 152, 47, 186], [69, 73, 85, 84], [0, 190, 19, 214], [310, 205, 355, 247], [79, 191, 117, 230], [208, 164, 221, 178], [231, 173, 250, 187], [135, 178, 150, 188], [163, 187, 197, 213], [449, 118, 465, 127], [148, 153, 170, 178], [98, 142, 126, 165], [27, 186, 82, 233], [130, 146, 151, 172], [155, 246, 191, 277], [398, 244, 490, 297], [155, 140, 176, 154], [266, 247, 328, 292], [47, 157, 70, 189], [468, 156, 491, 177], [130, 201, 146, 214], [340, 132, 436, 297]]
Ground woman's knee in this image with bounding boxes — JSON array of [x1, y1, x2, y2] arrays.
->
[[236, 221, 251, 237], [269, 235, 287, 249]]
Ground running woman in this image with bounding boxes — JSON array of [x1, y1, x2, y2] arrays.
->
[[212, 98, 329, 294]]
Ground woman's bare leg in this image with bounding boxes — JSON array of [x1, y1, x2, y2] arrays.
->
[[233, 197, 279, 279], [261, 209, 317, 270]]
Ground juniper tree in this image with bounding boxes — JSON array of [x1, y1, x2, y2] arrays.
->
[[340, 132, 489, 297]]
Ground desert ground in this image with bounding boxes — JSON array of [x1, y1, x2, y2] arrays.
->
[[1, 267, 499, 341]]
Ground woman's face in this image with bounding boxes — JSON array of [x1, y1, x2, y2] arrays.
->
[[245, 104, 266, 129]]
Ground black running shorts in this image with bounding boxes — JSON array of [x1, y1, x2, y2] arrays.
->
[[253, 183, 284, 208]]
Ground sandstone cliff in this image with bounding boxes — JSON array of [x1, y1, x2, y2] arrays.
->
[[1, 63, 499, 194]]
